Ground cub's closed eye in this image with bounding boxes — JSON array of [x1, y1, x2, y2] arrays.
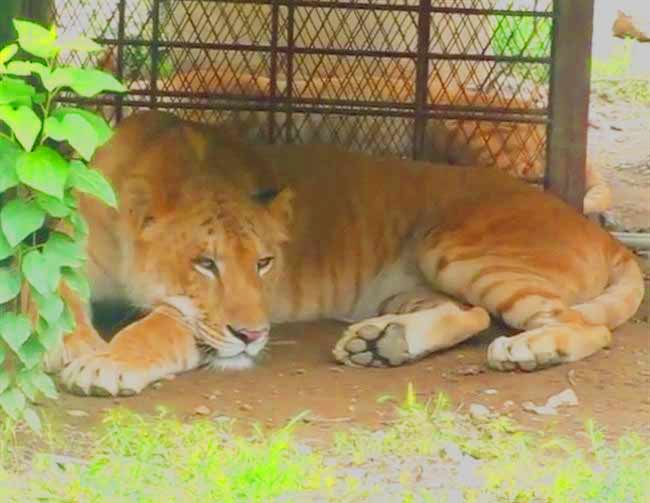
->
[[257, 256, 274, 272]]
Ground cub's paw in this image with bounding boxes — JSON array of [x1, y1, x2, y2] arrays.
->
[[43, 327, 108, 374], [60, 352, 156, 397], [333, 321, 410, 368], [487, 334, 563, 372]]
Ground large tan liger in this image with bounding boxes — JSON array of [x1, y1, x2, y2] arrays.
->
[[130, 67, 611, 214], [46, 111, 642, 397]]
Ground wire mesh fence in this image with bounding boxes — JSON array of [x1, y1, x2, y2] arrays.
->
[[51, 0, 555, 179]]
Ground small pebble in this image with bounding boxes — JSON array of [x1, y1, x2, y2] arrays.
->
[[455, 365, 484, 376], [193, 405, 210, 416], [546, 388, 578, 408], [522, 401, 557, 416], [66, 410, 89, 417], [469, 403, 491, 420], [240, 404, 253, 412], [482, 389, 498, 395]]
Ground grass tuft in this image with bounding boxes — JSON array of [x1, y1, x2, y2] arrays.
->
[[0, 386, 648, 502]]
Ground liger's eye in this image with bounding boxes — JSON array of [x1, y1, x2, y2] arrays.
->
[[193, 257, 218, 277], [257, 256, 274, 274]]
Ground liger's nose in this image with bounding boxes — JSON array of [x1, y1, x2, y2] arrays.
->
[[227, 325, 269, 343]]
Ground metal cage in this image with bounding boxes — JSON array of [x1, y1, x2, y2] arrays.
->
[[49, 0, 594, 210]]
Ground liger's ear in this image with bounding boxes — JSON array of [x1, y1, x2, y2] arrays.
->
[[180, 124, 209, 162], [122, 177, 156, 234], [266, 187, 294, 228]]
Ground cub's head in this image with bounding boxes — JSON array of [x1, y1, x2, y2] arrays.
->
[[121, 171, 293, 370]]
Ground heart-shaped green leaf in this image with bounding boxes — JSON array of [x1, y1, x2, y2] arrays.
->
[[35, 193, 72, 218], [0, 388, 26, 420], [0, 104, 41, 151], [0, 137, 21, 193], [0, 44, 18, 65], [0, 267, 21, 303], [44, 67, 125, 96], [45, 107, 113, 160], [0, 199, 45, 247], [0, 313, 32, 353], [16, 146, 70, 199], [0, 77, 37, 106], [32, 290, 64, 325], [22, 250, 61, 295], [0, 230, 13, 261], [67, 210, 89, 240], [18, 367, 57, 400], [68, 160, 117, 208], [36, 318, 64, 351], [13, 19, 58, 60], [62, 267, 90, 300], [54, 107, 113, 145], [22, 406, 42, 433], [56, 35, 102, 53], [44, 232, 85, 268], [16, 336, 46, 369], [44, 114, 98, 161]]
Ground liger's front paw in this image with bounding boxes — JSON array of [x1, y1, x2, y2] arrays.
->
[[43, 327, 109, 374], [333, 322, 411, 368], [60, 352, 156, 397]]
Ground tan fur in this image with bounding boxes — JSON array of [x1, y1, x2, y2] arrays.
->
[[49, 111, 642, 396]]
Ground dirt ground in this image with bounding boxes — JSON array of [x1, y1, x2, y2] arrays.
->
[[41, 255, 650, 444], [34, 91, 650, 443], [589, 95, 650, 231]]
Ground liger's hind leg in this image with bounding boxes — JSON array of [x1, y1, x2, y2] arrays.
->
[[418, 237, 613, 372], [486, 310, 612, 371], [333, 288, 490, 367]]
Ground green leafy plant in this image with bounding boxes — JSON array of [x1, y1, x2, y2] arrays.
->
[[0, 19, 123, 433]]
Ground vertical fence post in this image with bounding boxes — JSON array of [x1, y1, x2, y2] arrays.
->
[[268, 0, 280, 143], [284, 1, 295, 144], [150, 0, 161, 109], [115, 0, 126, 122], [413, 0, 432, 160], [546, 0, 595, 213]]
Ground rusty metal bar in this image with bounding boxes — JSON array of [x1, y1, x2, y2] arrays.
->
[[412, 0, 431, 160], [159, 0, 552, 18], [111, 88, 547, 116], [149, 0, 161, 109], [56, 95, 549, 123], [268, 0, 280, 143], [93, 37, 551, 65], [284, 2, 295, 143], [546, 0, 595, 212], [115, 0, 126, 121]]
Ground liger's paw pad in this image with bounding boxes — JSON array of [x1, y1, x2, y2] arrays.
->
[[333, 322, 411, 368]]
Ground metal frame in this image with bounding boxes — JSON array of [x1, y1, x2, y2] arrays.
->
[[51, 0, 597, 208]]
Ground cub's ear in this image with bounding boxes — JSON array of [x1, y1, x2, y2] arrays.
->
[[121, 178, 156, 234], [266, 187, 294, 229]]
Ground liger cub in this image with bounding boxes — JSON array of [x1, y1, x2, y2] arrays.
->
[[45, 111, 643, 397]]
